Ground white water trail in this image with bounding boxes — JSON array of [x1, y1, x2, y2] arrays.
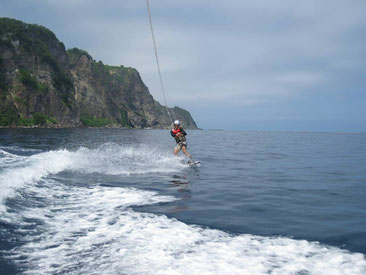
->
[[0, 149, 74, 212], [1, 144, 365, 274], [3, 183, 366, 275], [0, 143, 185, 213]]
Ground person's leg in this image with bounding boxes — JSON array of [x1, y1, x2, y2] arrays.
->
[[181, 146, 192, 159], [173, 144, 181, 155]]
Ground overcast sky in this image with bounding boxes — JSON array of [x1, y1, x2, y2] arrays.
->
[[1, 0, 366, 131]]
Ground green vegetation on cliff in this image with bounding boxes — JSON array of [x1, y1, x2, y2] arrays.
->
[[0, 109, 57, 127], [0, 18, 74, 108], [0, 17, 57, 41], [69, 48, 136, 92], [91, 61, 133, 91], [19, 69, 49, 94], [0, 107, 18, 126], [80, 115, 113, 127], [0, 57, 7, 92], [67, 47, 92, 63], [0, 18, 198, 129], [120, 108, 131, 128], [18, 112, 57, 126]]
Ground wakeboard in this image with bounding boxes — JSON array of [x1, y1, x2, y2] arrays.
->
[[188, 160, 201, 167]]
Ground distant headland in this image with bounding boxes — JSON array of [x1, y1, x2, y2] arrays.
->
[[0, 18, 197, 129]]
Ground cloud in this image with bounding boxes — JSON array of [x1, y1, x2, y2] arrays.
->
[[1, 0, 366, 130], [273, 71, 326, 86]]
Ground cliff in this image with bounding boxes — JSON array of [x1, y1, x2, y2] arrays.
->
[[0, 18, 198, 129]]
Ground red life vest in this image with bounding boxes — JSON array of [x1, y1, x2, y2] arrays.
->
[[172, 127, 183, 135]]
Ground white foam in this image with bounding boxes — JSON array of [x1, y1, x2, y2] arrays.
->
[[2, 144, 365, 274], [0, 146, 42, 153], [0, 148, 15, 157], [0, 149, 74, 212], [0, 149, 27, 168], [4, 184, 366, 275], [0, 143, 185, 212], [71, 143, 186, 175]]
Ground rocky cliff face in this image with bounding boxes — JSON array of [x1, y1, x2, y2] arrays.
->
[[0, 18, 197, 129]]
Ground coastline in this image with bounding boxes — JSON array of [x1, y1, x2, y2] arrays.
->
[[0, 125, 202, 130]]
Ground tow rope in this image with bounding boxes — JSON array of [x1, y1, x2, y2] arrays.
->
[[145, 0, 173, 122]]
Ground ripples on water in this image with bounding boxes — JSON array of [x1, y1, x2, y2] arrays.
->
[[0, 129, 365, 274]]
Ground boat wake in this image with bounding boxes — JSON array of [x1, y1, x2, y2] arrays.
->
[[0, 143, 185, 212], [1, 144, 365, 274]]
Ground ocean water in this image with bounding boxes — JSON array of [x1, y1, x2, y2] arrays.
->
[[0, 129, 365, 275]]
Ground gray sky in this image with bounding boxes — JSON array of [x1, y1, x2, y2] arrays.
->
[[1, 0, 366, 131]]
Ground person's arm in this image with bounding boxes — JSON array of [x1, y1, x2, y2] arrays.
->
[[170, 130, 176, 137], [180, 127, 187, 136]]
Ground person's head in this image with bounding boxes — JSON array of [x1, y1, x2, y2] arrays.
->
[[173, 120, 180, 128]]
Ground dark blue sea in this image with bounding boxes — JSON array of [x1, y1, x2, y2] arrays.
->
[[0, 129, 365, 274]]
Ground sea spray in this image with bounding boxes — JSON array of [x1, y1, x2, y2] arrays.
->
[[0, 143, 185, 213]]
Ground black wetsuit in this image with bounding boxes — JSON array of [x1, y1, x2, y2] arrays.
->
[[170, 127, 187, 148]]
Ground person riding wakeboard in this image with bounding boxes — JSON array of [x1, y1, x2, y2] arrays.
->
[[170, 120, 193, 163]]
